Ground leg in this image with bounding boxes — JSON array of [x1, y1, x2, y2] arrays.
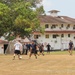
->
[[13, 54, 16, 60], [41, 50, 44, 55], [34, 54, 37, 59], [37, 50, 39, 56], [68, 50, 70, 54], [47, 50, 48, 53], [42, 51, 44, 56], [18, 54, 21, 59], [29, 52, 32, 59], [25, 49, 28, 55], [68, 49, 72, 55], [22, 49, 24, 55], [70, 50, 73, 55]]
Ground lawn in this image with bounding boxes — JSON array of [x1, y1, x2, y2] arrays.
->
[[0, 51, 75, 75]]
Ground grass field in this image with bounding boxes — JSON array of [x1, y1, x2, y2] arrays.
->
[[0, 51, 75, 75]]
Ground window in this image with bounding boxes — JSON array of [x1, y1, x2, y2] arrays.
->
[[34, 35, 40, 39], [68, 34, 70, 37], [51, 24, 56, 29], [53, 35, 57, 38], [45, 24, 49, 28], [45, 34, 49, 38], [59, 27, 61, 29], [61, 34, 64, 37], [61, 24, 63, 27], [73, 25, 75, 29], [67, 24, 70, 27], [66, 24, 70, 29]]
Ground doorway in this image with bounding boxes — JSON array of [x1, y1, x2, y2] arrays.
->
[[4, 44, 8, 54]]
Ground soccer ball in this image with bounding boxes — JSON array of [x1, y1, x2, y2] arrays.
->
[[20, 56, 22, 59]]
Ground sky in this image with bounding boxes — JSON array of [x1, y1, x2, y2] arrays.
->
[[42, 0, 75, 18]]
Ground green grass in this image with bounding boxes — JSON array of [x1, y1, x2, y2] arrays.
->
[[44, 50, 75, 55]]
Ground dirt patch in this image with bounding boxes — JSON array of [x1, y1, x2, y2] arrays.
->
[[0, 54, 75, 75]]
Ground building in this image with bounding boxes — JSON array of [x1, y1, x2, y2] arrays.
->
[[5, 37, 31, 54], [31, 10, 75, 50], [0, 39, 8, 54]]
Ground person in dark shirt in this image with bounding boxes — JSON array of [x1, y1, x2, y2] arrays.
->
[[29, 42, 37, 59], [68, 40, 74, 55], [46, 43, 51, 53], [27, 43, 31, 51], [39, 43, 44, 56]]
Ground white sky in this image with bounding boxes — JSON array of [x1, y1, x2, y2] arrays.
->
[[42, 0, 75, 18]]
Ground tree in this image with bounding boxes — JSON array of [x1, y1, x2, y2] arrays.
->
[[0, 0, 43, 7], [0, 0, 45, 39], [12, 2, 40, 37], [0, 3, 11, 37], [36, 6, 45, 15]]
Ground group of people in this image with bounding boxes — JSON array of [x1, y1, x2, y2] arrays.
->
[[13, 40, 46, 60], [13, 39, 74, 60]]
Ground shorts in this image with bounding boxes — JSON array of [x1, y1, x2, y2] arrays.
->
[[39, 50, 43, 53], [31, 50, 37, 54], [69, 47, 72, 50], [14, 50, 21, 54]]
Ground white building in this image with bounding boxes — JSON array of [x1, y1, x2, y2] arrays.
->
[[0, 39, 8, 54], [31, 10, 75, 50]]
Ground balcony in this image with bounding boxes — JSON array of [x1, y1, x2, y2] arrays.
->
[[45, 30, 75, 33]]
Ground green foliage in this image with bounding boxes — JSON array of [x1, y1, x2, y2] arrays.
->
[[37, 26, 45, 34], [7, 36, 15, 41], [36, 6, 45, 15], [0, 0, 42, 7], [24, 28, 32, 35], [12, 2, 41, 37], [0, 0, 45, 39], [0, 3, 11, 36]]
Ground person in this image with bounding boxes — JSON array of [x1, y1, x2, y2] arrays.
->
[[39, 43, 44, 56], [68, 40, 74, 55], [22, 43, 28, 55], [29, 42, 37, 59], [13, 40, 22, 60], [27, 42, 31, 51], [46, 43, 51, 53], [36, 44, 40, 56]]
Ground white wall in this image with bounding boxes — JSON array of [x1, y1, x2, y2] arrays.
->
[[0, 44, 4, 54], [32, 33, 75, 50]]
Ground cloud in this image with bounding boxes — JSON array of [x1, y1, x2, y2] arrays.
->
[[42, 0, 53, 12]]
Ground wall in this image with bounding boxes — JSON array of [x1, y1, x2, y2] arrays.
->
[[0, 44, 4, 54]]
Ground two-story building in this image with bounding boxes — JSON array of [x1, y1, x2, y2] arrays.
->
[[31, 10, 75, 50]]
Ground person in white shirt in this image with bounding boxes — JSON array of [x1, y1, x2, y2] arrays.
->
[[13, 40, 22, 60]]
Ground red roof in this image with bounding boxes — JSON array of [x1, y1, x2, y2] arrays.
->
[[38, 15, 75, 24]]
